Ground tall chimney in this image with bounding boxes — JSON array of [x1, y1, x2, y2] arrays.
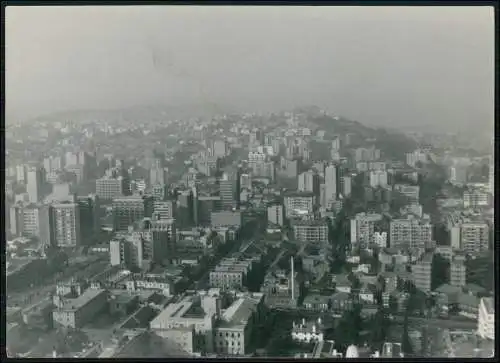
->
[[291, 256, 295, 300]]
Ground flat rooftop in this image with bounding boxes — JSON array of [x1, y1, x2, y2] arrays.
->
[[61, 289, 105, 311]]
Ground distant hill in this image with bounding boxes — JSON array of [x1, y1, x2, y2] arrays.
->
[[309, 114, 419, 161], [14, 103, 236, 126]]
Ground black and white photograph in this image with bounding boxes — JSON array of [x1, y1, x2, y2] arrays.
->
[[4, 4, 495, 359]]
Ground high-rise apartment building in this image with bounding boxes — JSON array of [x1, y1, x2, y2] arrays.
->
[[350, 213, 383, 249], [77, 194, 100, 244], [292, 220, 328, 242], [112, 195, 154, 232], [27, 167, 44, 203], [213, 140, 229, 158], [284, 191, 315, 218], [324, 164, 337, 206], [9, 203, 54, 247], [450, 254, 466, 287], [198, 196, 221, 227], [298, 170, 320, 196], [354, 147, 381, 162], [131, 218, 176, 265], [52, 200, 82, 247], [340, 176, 352, 197], [16, 164, 27, 183], [150, 167, 168, 186], [153, 200, 174, 220], [267, 204, 284, 227], [219, 172, 238, 209], [463, 188, 490, 209], [369, 170, 388, 188], [406, 149, 428, 168], [389, 215, 433, 249], [96, 174, 129, 200], [411, 253, 433, 292], [450, 221, 489, 256], [240, 173, 252, 191]]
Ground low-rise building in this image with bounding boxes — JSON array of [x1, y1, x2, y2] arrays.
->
[[213, 293, 266, 356], [303, 294, 330, 312], [52, 288, 108, 329], [457, 293, 479, 320], [291, 318, 325, 343], [330, 292, 353, 314], [149, 294, 218, 354], [209, 258, 254, 290]]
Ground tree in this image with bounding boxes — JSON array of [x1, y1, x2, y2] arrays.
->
[[335, 303, 363, 350], [369, 307, 391, 351]]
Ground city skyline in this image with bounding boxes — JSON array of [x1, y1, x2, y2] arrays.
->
[[6, 6, 494, 135]]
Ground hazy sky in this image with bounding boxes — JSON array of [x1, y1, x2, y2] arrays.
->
[[6, 6, 494, 132]]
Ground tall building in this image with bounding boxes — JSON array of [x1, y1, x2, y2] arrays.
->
[[369, 170, 388, 188], [152, 184, 168, 201], [411, 253, 433, 292], [240, 173, 252, 191], [350, 213, 383, 249], [463, 188, 490, 209], [131, 218, 176, 265], [389, 215, 433, 249], [112, 196, 154, 232], [65, 151, 79, 166], [267, 204, 284, 227], [44, 156, 64, 173], [252, 161, 275, 181], [448, 163, 469, 185], [198, 196, 221, 227], [450, 221, 489, 255], [298, 170, 320, 196], [284, 191, 315, 218], [150, 167, 168, 186], [52, 200, 82, 247], [280, 157, 300, 179], [331, 137, 341, 151], [213, 140, 228, 158], [354, 147, 380, 162], [16, 164, 27, 183], [324, 164, 337, 206], [219, 172, 238, 209], [109, 238, 131, 267], [177, 190, 194, 228], [406, 149, 428, 168], [340, 176, 352, 197], [450, 254, 466, 287], [96, 174, 129, 201], [153, 200, 174, 220], [9, 203, 54, 247], [76, 195, 100, 244], [27, 167, 44, 203], [292, 219, 328, 242]]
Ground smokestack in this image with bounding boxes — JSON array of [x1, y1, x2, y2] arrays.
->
[[291, 256, 295, 300]]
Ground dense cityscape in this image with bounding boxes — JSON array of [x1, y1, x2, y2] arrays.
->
[[5, 105, 495, 358]]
